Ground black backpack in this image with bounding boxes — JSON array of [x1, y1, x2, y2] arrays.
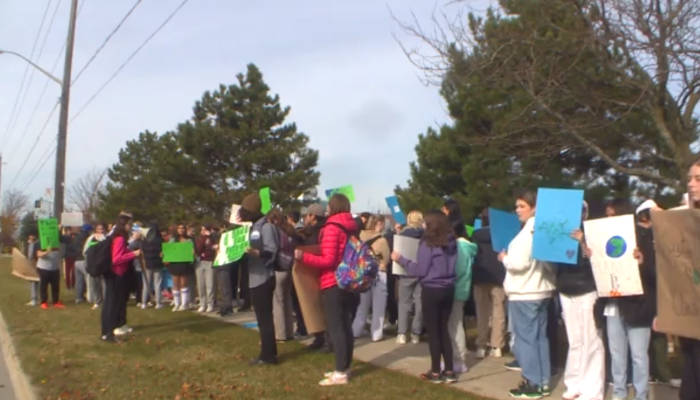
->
[[86, 236, 113, 277]]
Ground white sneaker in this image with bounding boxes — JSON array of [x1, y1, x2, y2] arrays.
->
[[140, 303, 147, 310], [197, 306, 206, 313], [172, 305, 181, 312], [113, 327, 127, 336], [562, 390, 579, 400], [396, 334, 408, 345], [669, 379, 681, 388], [26, 300, 37, 307], [411, 334, 420, 345], [206, 305, 215, 313], [491, 347, 503, 358], [476, 348, 487, 359], [91, 304, 99, 310], [155, 304, 164, 310]]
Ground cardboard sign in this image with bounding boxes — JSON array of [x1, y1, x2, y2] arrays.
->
[[11, 248, 39, 282], [651, 209, 700, 340], [38, 218, 60, 250], [61, 212, 84, 227], [292, 245, 326, 334]]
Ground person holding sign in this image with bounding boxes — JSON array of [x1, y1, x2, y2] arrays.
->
[[496, 191, 556, 398], [36, 223, 67, 310], [167, 224, 195, 312]]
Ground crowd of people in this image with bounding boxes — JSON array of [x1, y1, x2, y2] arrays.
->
[[18, 160, 700, 400]]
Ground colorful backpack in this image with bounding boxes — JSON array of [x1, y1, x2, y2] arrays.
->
[[327, 222, 380, 293]]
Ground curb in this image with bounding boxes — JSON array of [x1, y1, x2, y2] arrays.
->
[[0, 309, 37, 400]]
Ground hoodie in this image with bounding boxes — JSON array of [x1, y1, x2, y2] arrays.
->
[[302, 212, 358, 290], [455, 238, 477, 301], [502, 217, 556, 301], [399, 226, 424, 240], [142, 224, 164, 271], [471, 227, 506, 286], [398, 235, 458, 289], [359, 230, 391, 272]]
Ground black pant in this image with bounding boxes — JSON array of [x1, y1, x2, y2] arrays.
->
[[216, 264, 233, 309], [134, 271, 144, 304], [422, 286, 455, 373], [291, 285, 307, 335], [323, 286, 357, 372], [250, 277, 277, 362], [101, 272, 127, 338], [386, 270, 398, 324], [680, 338, 700, 400], [547, 294, 560, 370], [38, 269, 60, 304]]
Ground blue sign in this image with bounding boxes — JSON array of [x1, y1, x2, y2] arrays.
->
[[532, 188, 585, 265], [488, 208, 522, 252], [605, 236, 627, 258], [474, 218, 482, 230], [385, 195, 407, 225]]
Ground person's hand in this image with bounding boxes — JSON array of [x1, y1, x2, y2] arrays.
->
[[633, 248, 644, 264], [294, 249, 304, 260], [652, 316, 659, 332], [159, 252, 163, 258], [245, 248, 259, 257], [498, 250, 507, 262], [394, 224, 402, 233], [132, 231, 142, 240], [570, 229, 584, 243], [391, 251, 402, 262], [133, 249, 141, 257], [583, 246, 592, 258], [213, 244, 219, 250]]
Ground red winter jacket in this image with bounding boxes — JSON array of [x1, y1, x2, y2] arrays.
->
[[302, 212, 358, 290]]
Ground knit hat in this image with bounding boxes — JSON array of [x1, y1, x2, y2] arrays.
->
[[306, 204, 325, 217], [82, 224, 93, 232], [241, 192, 262, 214]]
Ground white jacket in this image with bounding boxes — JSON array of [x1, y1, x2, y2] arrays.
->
[[502, 217, 556, 301]]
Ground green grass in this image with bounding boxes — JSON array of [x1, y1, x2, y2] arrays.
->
[[0, 259, 481, 400]]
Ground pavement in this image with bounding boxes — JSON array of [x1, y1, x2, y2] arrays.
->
[[0, 344, 17, 400], [207, 310, 680, 400]]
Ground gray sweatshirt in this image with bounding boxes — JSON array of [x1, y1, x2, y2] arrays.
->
[[37, 250, 61, 271], [247, 218, 277, 289]]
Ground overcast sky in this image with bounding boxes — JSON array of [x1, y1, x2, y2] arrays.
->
[[0, 0, 493, 213]]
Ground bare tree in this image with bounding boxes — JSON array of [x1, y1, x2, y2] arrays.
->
[[1, 188, 29, 220], [67, 167, 108, 221], [393, 0, 700, 188]]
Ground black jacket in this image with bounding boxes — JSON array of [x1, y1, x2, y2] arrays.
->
[[471, 228, 505, 286], [63, 234, 81, 259], [72, 231, 91, 261], [595, 225, 657, 328], [142, 225, 164, 271], [557, 247, 597, 296], [399, 226, 423, 240]]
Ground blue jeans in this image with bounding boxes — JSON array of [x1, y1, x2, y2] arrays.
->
[[75, 261, 87, 301], [29, 281, 39, 302], [606, 314, 650, 400], [510, 299, 551, 387]]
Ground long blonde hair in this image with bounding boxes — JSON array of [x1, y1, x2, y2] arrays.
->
[[405, 210, 424, 229]]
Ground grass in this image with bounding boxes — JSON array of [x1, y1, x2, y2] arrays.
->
[[0, 259, 481, 400]]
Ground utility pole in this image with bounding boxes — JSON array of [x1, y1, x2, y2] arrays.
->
[[54, 0, 79, 220], [0, 154, 3, 213]]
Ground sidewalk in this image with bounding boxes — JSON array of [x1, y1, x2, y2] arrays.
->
[[207, 311, 679, 400], [0, 331, 17, 400]]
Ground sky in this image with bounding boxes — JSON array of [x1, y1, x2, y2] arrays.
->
[[0, 0, 494, 213]]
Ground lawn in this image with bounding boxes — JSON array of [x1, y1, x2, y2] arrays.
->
[[0, 259, 481, 400]]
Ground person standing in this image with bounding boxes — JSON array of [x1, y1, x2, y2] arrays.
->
[[195, 225, 217, 313], [84, 223, 108, 310], [167, 224, 195, 311], [25, 231, 40, 306], [37, 238, 66, 309], [395, 211, 425, 345], [73, 224, 93, 304], [141, 224, 165, 309]]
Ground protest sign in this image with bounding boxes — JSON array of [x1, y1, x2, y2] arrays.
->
[[38, 218, 60, 250], [393, 236, 419, 275], [292, 245, 326, 334], [11, 248, 39, 282], [162, 242, 195, 263], [532, 188, 584, 264], [488, 208, 521, 252]]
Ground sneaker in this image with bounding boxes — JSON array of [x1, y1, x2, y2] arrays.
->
[[324, 371, 352, 378], [155, 303, 164, 310], [197, 306, 206, 313], [319, 372, 348, 386], [669, 379, 682, 388], [91, 304, 99, 310], [101, 335, 119, 343], [476, 347, 488, 359], [505, 360, 522, 372], [443, 371, 457, 384], [41, 303, 49, 310], [53, 302, 66, 309], [509, 381, 543, 398], [491, 347, 503, 358], [383, 321, 397, 331], [113, 327, 127, 336], [541, 385, 551, 396], [26, 300, 37, 307], [206, 305, 215, 313], [396, 334, 408, 345], [140, 303, 148, 310], [172, 305, 181, 312], [562, 391, 579, 400], [411, 334, 420, 344], [420, 371, 444, 384]]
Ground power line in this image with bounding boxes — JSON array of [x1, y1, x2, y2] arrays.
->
[[71, 0, 143, 85], [1, 0, 55, 148], [21, 141, 56, 194], [5, 102, 59, 192], [70, 0, 191, 123]]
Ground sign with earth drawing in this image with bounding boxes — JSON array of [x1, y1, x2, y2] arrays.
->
[[583, 214, 644, 297]]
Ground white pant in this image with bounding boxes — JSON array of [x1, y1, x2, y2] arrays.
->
[[560, 291, 605, 400], [448, 300, 467, 365], [352, 272, 387, 341]]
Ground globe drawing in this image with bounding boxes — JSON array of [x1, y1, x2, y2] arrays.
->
[[605, 236, 627, 258]]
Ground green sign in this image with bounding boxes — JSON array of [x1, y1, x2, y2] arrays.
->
[[466, 225, 474, 237], [38, 218, 60, 250], [162, 241, 195, 263], [326, 185, 356, 202], [213, 225, 250, 267], [259, 187, 272, 215]]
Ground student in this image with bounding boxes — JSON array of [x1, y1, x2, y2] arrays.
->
[[141, 224, 165, 309], [294, 194, 359, 386], [83, 223, 107, 310], [195, 225, 217, 313], [267, 209, 296, 342], [73, 224, 93, 304], [238, 192, 278, 365], [168, 224, 195, 311], [25, 231, 40, 306], [37, 236, 66, 309], [392, 210, 458, 384], [449, 230, 477, 374], [497, 190, 556, 397], [395, 211, 425, 345]]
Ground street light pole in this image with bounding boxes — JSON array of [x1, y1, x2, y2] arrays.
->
[[53, 0, 79, 220], [0, 50, 63, 85]]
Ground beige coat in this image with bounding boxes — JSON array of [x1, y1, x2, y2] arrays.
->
[[359, 230, 391, 272]]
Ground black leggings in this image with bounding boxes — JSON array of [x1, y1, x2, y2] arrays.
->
[[680, 338, 700, 400], [323, 286, 357, 372], [422, 286, 455, 373], [101, 272, 127, 338], [38, 269, 60, 304], [250, 277, 277, 362]]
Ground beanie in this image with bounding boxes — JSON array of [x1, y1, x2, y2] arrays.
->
[[241, 192, 262, 214]]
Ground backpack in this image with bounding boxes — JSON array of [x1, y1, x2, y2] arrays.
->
[[273, 226, 296, 272], [327, 222, 380, 293], [86, 236, 113, 277]]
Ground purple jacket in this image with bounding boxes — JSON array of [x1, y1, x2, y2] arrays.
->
[[398, 236, 457, 289]]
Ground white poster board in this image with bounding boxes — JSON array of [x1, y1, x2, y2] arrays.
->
[[583, 214, 643, 297], [393, 236, 419, 276], [61, 212, 84, 227]]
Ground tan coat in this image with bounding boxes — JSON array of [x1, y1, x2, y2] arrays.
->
[[359, 230, 391, 272]]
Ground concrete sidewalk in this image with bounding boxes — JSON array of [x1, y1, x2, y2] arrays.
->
[[208, 311, 679, 400], [0, 344, 17, 400]]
